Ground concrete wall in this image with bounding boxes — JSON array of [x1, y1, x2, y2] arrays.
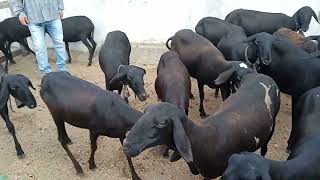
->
[[1, 0, 320, 50]]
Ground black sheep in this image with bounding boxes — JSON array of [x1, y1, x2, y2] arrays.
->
[[225, 6, 319, 36], [0, 64, 37, 158], [62, 16, 96, 66]]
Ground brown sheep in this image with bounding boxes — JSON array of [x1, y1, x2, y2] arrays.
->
[[274, 28, 318, 54]]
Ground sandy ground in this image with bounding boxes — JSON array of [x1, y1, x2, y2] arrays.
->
[[0, 44, 292, 180]]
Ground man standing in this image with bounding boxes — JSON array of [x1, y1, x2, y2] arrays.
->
[[10, 0, 67, 76]]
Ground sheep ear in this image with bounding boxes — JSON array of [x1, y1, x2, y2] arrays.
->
[[171, 116, 193, 163], [0, 78, 10, 109], [214, 66, 235, 85], [18, 74, 36, 90], [109, 73, 126, 85]]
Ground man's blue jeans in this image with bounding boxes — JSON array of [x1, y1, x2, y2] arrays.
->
[[28, 18, 67, 76]]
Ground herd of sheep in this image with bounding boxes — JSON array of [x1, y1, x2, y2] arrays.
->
[[1, 5, 320, 180]]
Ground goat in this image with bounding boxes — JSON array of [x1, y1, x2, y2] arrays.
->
[[123, 62, 280, 179], [99, 30, 147, 103], [166, 29, 233, 117], [244, 32, 320, 151], [195, 17, 258, 66], [154, 51, 191, 159], [62, 16, 96, 66], [225, 6, 319, 36], [155, 51, 191, 115], [221, 86, 320, 180], [0, 64, 36, 158], [40, 71, 143, 180], [0, 17, 35, 69], [274, 28, 318, 54]]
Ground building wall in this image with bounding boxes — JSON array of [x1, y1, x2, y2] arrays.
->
[[1, 0, 320, 50]]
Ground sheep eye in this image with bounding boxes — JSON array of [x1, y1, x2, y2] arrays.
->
[[156, 120, 168, 128], [10, 86, 16, 90]]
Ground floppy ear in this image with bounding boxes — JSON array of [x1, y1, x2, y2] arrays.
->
[[109, 73, 126, 85], [214, 66, 235, 85], [18, 74, 36, 90], [0, 78, 10, 109], [171, 116, 193, 163], [28, 80, 36, 90]]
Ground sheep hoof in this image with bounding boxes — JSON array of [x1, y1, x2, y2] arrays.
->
[[132, 174, 142, 180], [17, 153, 25, 159], [189, 93, 195, 100], [200, 112, 208, 119], [67, 141, 73, 145], [10, 60, 16, 64], [89, 164, 97, 170], [67, 60, 72, 64], [76, 169, 84, 176], [286, 148, 291, 154], [87, 63, 92, 67]]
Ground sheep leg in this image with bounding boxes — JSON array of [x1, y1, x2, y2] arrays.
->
[[81, 38, 94, 66], [53, 118, 83, 174], [214, 88, 219, 98], [261, 119, 276, 156], [6, 43, 16, 64], [88, 131, 98, 169], [189, 83, 194, 100], [53, 118, 72, 145], [0, 106, 24, 158], [65, 42, 72, 63], [189, 92, 195, 100], [120, 138, 141, 180], [220, 83, 231, 101], [61, 142, 83, 175], [88, 36, 97, 61], [18, 39, 35, 55], [1, 47, 10, 72], [287, 96, 298, 153], [197, 81, 207, 118]]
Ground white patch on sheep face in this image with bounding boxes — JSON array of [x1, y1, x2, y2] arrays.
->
[[240, 63, 248, 68], [259, 82, 273, 119], [254, 137, 260, 146]]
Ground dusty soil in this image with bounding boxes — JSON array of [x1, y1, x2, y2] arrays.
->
[[0, 44, 292, 180]]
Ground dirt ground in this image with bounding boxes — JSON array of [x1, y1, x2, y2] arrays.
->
[[0, 44, 292, 180]]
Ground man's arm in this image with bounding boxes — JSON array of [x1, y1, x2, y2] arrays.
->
[[9, 0, 26, 18], [10, 0, 29, 25]]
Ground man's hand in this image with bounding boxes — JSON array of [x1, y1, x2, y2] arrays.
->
[[59, 11, 63, 19], [19, 16, 29, 26]]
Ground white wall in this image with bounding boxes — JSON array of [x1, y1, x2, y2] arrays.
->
[[1, 0, 320, 50]]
